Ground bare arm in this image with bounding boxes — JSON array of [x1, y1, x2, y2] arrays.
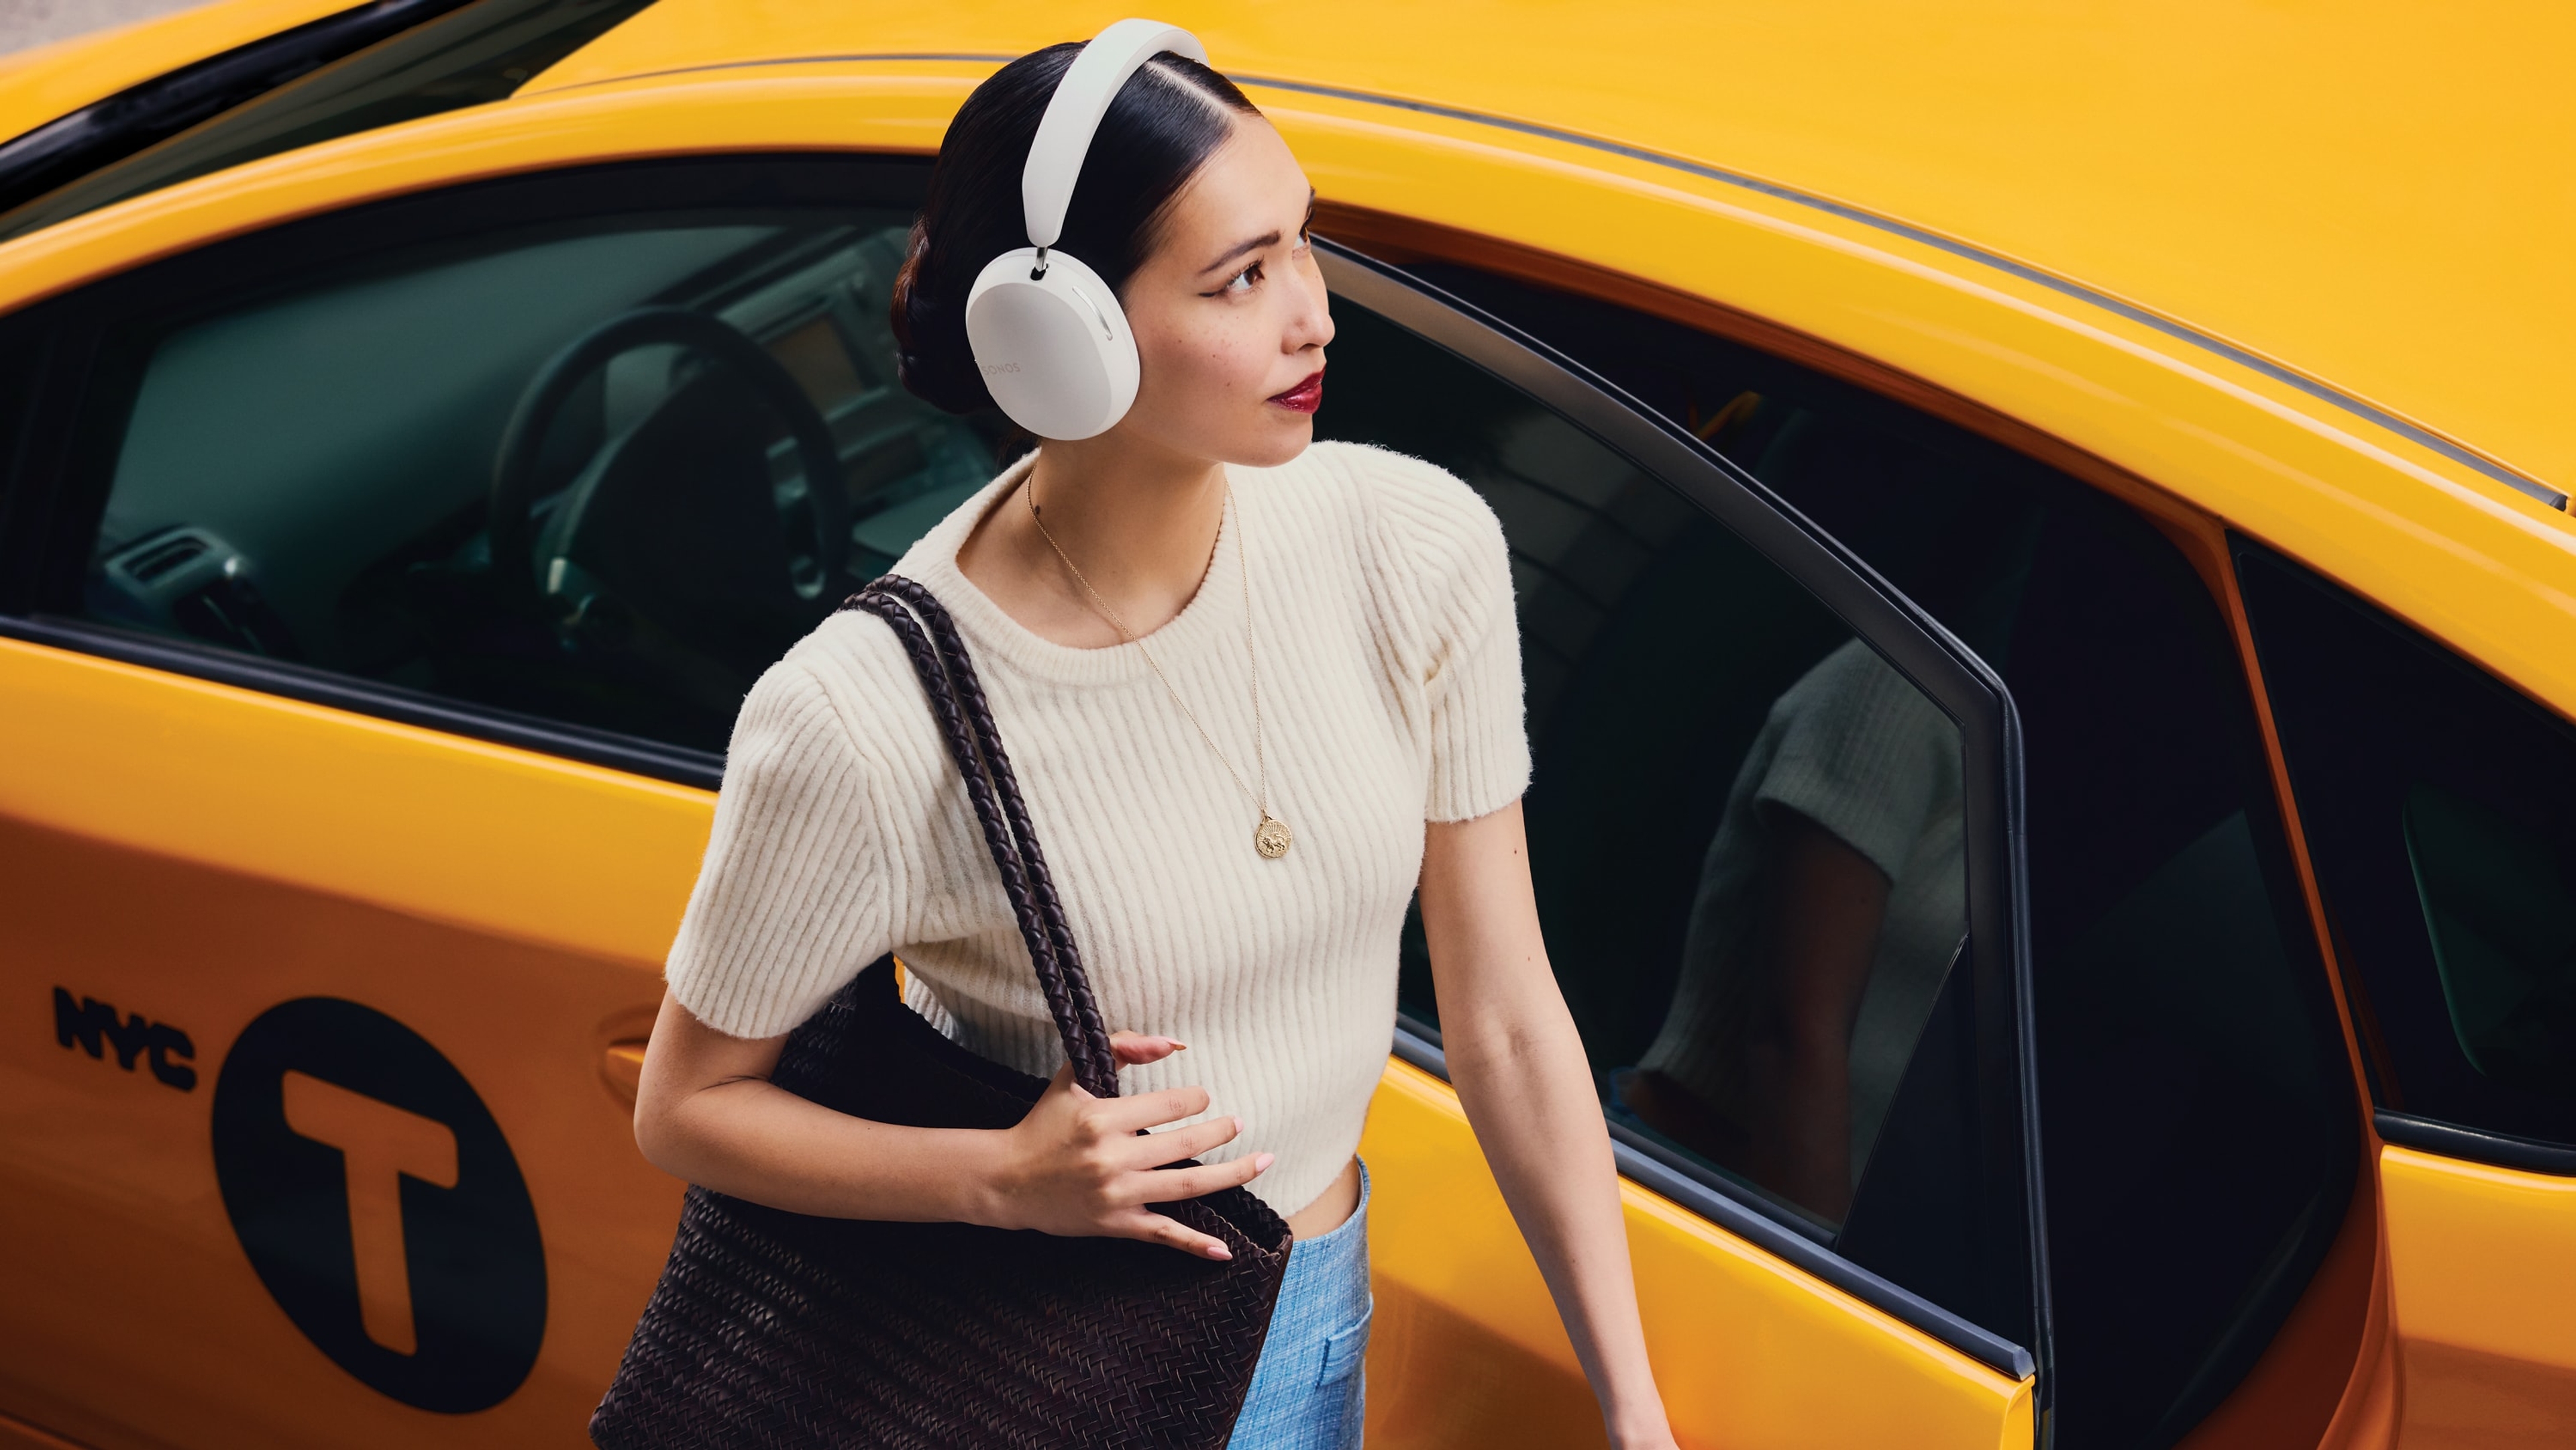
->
[[631, 988, 1271, 1257], [1419, 801, 1678, 1450]]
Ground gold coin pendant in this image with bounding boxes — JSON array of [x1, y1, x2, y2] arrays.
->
[[1254, 815, 1293, 860]]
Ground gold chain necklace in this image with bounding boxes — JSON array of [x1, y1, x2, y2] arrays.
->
[[1026, 478, 1293, 860]]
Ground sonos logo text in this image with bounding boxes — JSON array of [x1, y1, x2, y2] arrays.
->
[[980, 361, 1022, 374], [212, 998, 545, 1412]]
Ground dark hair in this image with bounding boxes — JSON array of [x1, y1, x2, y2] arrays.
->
[[892, 44, 1260, 414]]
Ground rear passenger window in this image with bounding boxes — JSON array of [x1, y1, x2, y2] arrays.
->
[[1392, 258, 2359, 1446], [2237, 543, 2576, 1151], [1314, 279, 2023, 1343]]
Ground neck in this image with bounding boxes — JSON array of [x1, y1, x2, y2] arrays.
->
[[955, 427, 1230, 649], [1028, 430, 1228, 596]]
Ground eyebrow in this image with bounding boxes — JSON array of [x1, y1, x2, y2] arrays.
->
[[1197, 190, 1320, 275], [1199, 230, 1279, 275]]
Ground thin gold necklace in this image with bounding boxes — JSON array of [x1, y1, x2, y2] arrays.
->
[[1026, 476, 1292, 860]]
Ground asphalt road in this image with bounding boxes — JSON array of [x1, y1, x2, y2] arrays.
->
[[2, 0, 213, 59]]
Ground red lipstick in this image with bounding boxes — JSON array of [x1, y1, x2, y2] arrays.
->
[[1268, 370, 1324, 414]]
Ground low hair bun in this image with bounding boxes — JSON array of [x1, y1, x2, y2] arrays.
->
[[889, 42, 1259, 417], [890, 219, 996, 416]]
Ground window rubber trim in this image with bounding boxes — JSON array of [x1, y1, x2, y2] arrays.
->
[[0, 611, 724, 789], [0, 0, 482, 218], [1321, 240, 2049, 1398], [2375, 1109, 2576, 1178]]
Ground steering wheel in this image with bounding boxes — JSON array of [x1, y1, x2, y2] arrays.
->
[[488, 306, 849, 620]]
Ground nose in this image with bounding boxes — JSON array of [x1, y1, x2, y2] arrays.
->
[[1283, 256, 1334, 354]]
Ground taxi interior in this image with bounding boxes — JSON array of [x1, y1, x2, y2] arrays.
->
[[80, 182, 998, 754]]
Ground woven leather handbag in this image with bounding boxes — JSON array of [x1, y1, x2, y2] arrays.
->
[[590, 574, 1294, 1449]]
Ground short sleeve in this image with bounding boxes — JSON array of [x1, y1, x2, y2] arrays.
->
[[665, 659, 894, 1039], [1350, 444, 1533, 822], [1754, 641, 1963, 881], [1424, 546, 1531, 822]]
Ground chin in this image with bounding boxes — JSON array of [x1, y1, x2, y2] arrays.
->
[[1232, 417, 1316, 470]]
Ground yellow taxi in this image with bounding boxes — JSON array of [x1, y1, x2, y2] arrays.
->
[[4, 2, 2571, 1447]]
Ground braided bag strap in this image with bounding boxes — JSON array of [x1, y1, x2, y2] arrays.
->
[[875, 576, 1100, 1041], [873, 576, 1111, 1070], [843, 577, 1122, 1099]]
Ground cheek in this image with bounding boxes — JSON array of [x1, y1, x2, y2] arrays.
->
[[1137, 311, 1274, 407]]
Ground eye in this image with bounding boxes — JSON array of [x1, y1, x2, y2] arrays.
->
[[1205, 261, 1263, 298]]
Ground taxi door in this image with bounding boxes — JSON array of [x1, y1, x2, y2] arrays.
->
[[2236, 542, 2576, 1447], [0, 153, 984, 1447], [1314, 248, 2047, 1449], [1320, 227, 2370, 1450]]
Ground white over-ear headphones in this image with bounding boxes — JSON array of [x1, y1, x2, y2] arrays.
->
[[963, 18, 1210, 440]]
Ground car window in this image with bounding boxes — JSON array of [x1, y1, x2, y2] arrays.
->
[[1313, 287, 2024, 1344], [36, 163, 997, 757], [2237, 543, 2576, 1155], [1397, 260, 2359, 1445]]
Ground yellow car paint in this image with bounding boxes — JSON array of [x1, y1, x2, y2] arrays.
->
[[1360, 1061, 2032, 1449], [0, 636, 708, 967], [0, 643, 695, 1443], [2379, 1145, 2576, 1447]]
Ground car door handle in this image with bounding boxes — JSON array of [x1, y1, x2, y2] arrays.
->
[[601, 1039, 648, 1106]]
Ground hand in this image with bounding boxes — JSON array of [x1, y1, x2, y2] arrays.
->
[[974, 1031, 1271, 1259]]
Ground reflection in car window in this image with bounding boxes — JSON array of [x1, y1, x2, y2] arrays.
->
[[74, 206, 997, 753], [1634, 639, 1964, 1223], [2238, 543, 2576, 1145], [1313, 301, 1992, 1298], [1387, 260, 2359, 1443]]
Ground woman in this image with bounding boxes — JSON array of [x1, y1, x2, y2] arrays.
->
[[633, 36, 1680, 1450]]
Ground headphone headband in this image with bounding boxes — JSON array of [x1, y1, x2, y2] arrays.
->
[[1021, 18, 1210, 251]]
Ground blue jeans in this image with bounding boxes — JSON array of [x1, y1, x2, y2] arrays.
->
[[1227, 1161, 1372, 1449]]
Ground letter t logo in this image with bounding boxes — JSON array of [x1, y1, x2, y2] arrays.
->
[[280, 1071, 459, 1355]]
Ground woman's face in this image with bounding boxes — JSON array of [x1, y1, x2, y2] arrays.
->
[[1111, 115, 1332, 468]]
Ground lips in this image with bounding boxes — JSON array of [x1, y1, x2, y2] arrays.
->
[[1268, 370, 1324, 414]]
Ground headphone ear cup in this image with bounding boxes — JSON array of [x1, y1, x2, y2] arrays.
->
[[963, 248, 1140, 440]]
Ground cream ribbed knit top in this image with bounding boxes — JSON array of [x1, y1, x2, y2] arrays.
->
[[665, 441, 1530, 1215]]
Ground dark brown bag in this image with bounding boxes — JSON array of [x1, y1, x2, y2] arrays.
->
[[590, 574, 1293, 1449]]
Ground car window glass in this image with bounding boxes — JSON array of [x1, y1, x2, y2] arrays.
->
[[2237, 543, 2576, 1145], [1400, 260, 2358, 1446], [1313, 299, 2006, 1325], [70, 199, 996, 753]]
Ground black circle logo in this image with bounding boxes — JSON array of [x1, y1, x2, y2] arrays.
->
[[212, 998, 546, 1413]]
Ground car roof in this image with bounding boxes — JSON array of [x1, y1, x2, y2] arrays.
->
[[526, 0, 2575, 502]]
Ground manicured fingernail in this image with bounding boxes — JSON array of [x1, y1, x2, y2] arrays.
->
[[1206, 1245, 1232, 1260], [1254, 1153, 1275, 1172]]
